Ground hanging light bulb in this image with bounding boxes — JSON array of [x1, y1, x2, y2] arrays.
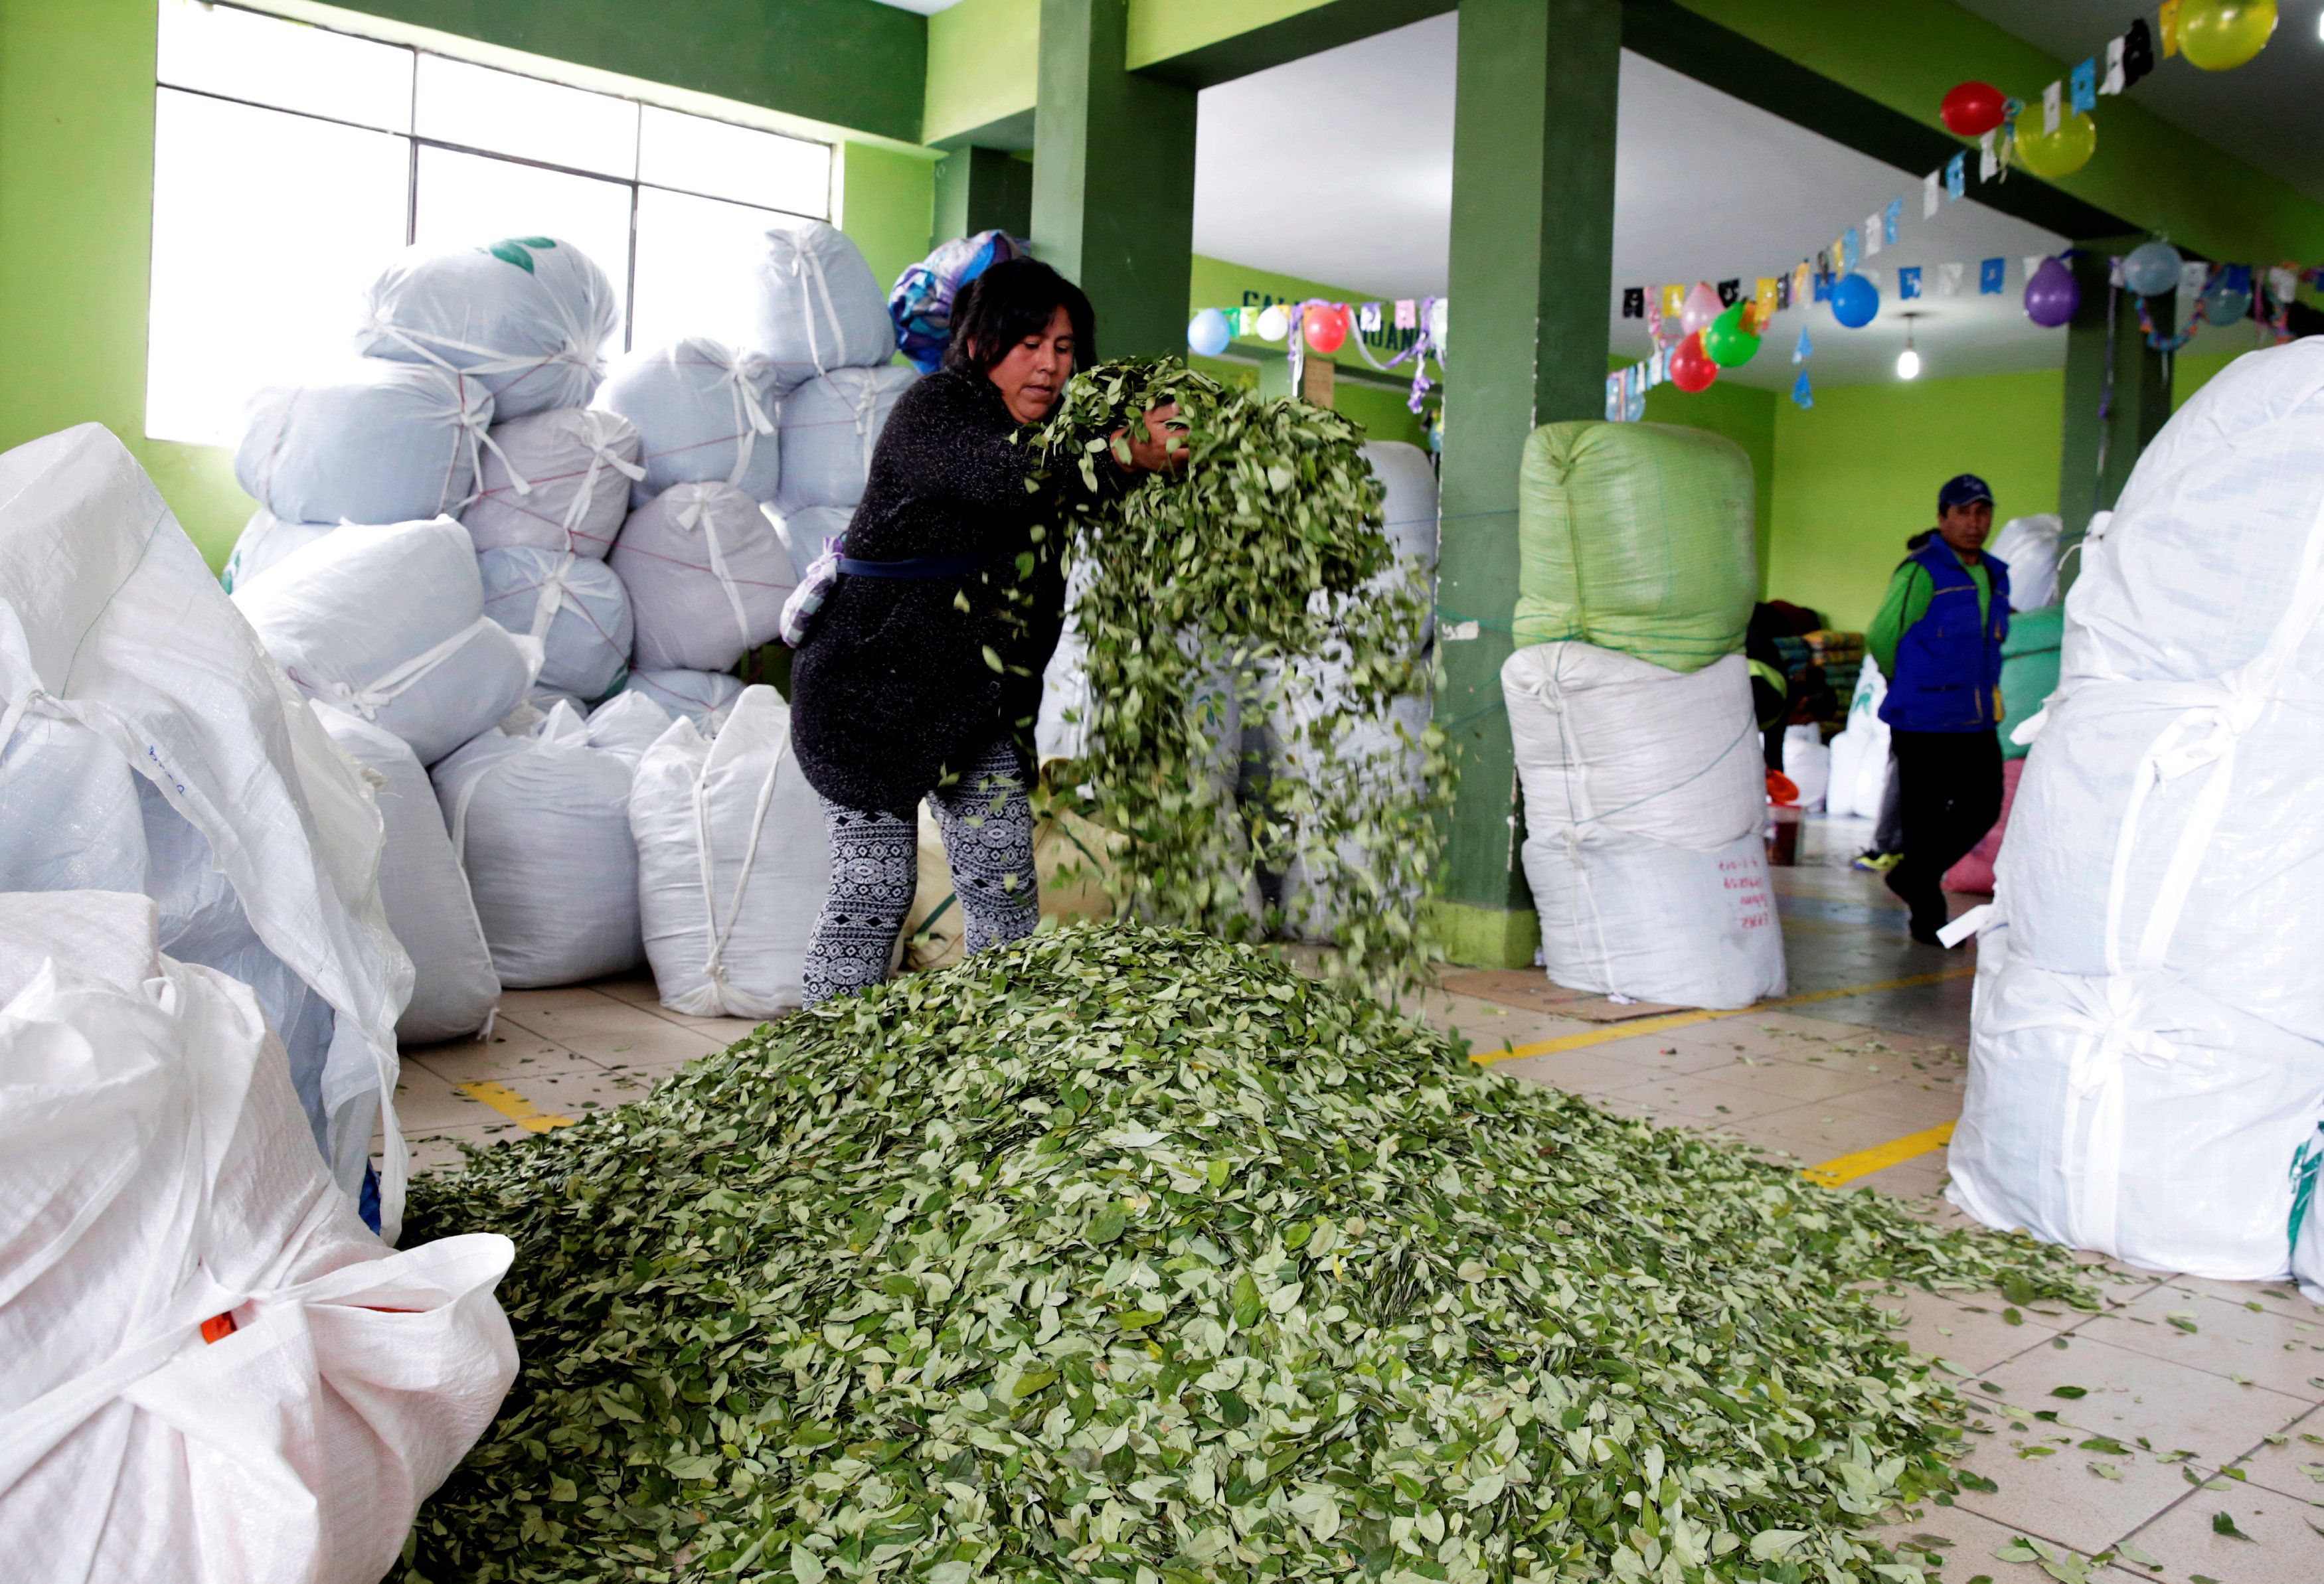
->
[[1896, 314, 1922, 380]]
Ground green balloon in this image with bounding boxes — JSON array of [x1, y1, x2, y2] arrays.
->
[[1703, 303, 1760, 367]]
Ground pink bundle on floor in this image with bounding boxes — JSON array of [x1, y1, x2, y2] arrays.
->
[[1942, 756, 2023, 894]]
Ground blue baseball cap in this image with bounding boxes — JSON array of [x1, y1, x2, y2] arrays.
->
[[1938, 473, 1993, 512]]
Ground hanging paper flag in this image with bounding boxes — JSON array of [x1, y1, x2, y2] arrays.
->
[[2124, 17, 2156, 83], [2070, 58, 2097, 115], [1979, 131, 1999, 181], [1625, 368, 1646, 422], [2109, 256, 2127, 287], [1660, 284, 1685, 321], [2270, 266, 2299, 305], [1793, 325, 1813, 364], [1813, 260, 1833, 301], [1843, 228, 1861, 270], [1620, 287, 1644, 319], [1923, 171, 1942, 219], [1900, 266, 1923, 300], [1606, 373, 1624, 421], [1883, 199, 1902, 246], [1938, 262, 1965, 297], [2180, 259, 2210, 301], [1792, 259, 1812, 304], [1394, 299, 1417, 329], [1980, 257, 2007, 295], [1358, 301, 1384, 333], [2041, 81, 2062, 135], [2158, 1, 2180, 59], [1716, 278, 1740, 306], [2104, 35, 2127, 94], [2021, 254, 2046, 287], [1946, 153, 1966, 198], [1860, 214, 1880, 258], [1792, 370, 1813, 410], [1754, 276, 1779, 317]]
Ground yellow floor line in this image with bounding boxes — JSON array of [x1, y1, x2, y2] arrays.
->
[[1468, 967, 1974, 1067], [1801, 1121, 1956, 1187], [457, 1079, 575, 1133]]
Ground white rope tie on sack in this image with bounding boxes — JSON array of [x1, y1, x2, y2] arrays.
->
[[561, 418, 645, 553], [785, 244, 844, 378], [363, 315, 590, 402], [674, 495, 754, 656], [719, 351, 778, 495], [845, 370, 882, 479], [325, 615, 501, 722], [441, 376, 499, 514], [689, 730, 787, 1013]]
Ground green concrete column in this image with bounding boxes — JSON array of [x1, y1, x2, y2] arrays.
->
[[1031, 0, 1197, 358], [2054, 238, 2172, 596], [935, 146, 1035, 245], [1431, 0, 1622, 968]]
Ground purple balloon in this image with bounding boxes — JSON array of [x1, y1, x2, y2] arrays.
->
[[2025, 257, 2080, 328]]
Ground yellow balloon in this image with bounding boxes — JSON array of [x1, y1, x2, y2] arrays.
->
[[2013, 111, 2097, 179], [2179, 0, 2277, 71]]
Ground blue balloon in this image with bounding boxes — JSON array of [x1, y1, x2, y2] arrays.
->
[[1187, 307, 1231, 357], [2123, 240, 2182, 298], [1830, 272, 1880, 329]]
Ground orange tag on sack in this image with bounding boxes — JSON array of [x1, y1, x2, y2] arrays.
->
[[199, 1312, 236, 1344]]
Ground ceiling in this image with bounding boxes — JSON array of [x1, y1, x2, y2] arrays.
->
[[1955, 0, 2324, 203], [1194, 14, 2086, 388]]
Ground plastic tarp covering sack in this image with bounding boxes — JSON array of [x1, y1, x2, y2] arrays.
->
[[461, 407, 641, 559], [235, 516, 538, 767], [597, 339, 782, 505], [777, 506, 852, 584], [614, 482, 796, 673], [1949, 341, 2324, 1280], [432, 706, 643, 989], [1989, 513, 2062, 610], [1942, 756, 2022, 896], [776, 366, 917, 513], [625, 667, 744, 730], [1997, 605, 2062, 763], [314, 706, 498, 1044], [1512, 421, 1757, 673], [355, 236, 620, 420], [0, 891, 515, 1584], [220, 511, 333, 595], [630, 687, 830, 1015], [888, 230, 1025, 373], [236, 362, 493, 526], [0, 425, 414, 1237], [1503, 642, 1784, 1010], [750, 221, 897, 389], [477, 545, 633, 702]]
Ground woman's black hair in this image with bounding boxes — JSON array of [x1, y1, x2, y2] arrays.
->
[[944, 257, 1096, 378]]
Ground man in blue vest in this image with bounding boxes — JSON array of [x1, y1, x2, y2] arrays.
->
[[1867, 474, 2010, 945]]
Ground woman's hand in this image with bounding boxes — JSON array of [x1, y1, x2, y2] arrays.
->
[[1113, 402, 1187, 472]]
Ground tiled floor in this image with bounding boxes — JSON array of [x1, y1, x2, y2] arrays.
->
[[391, 811, 2324, 1578]]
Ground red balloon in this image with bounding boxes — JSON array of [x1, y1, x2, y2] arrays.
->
[[1941, 80, 2007, 137], [1670, 330, 1718, 394], [1303, 303, 1350, 354]]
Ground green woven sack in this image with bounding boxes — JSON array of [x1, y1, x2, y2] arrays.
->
[[1512, 420, 1757, 673], [1998, 603, 2063, 761]]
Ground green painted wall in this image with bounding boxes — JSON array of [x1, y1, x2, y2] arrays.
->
[[1764, 368, 2063, 634], [837, 141, 938, 301], [333, 0, 930, 145], [925, 0, 1039, 143]]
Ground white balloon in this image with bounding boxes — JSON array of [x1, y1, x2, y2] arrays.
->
[[1254, 304, 1289, 343]]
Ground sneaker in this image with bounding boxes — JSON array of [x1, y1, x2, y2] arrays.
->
[[1853, 850, 1902, 873], [1908, 922, 1948, 947]]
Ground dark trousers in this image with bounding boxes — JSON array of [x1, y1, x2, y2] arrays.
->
[[1886, 728, 2003, 933]]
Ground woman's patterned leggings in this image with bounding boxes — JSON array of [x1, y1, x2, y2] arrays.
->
[[800, 736, 1039, 1006]]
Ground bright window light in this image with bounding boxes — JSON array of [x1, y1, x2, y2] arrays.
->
[[157, 0, 411, 131], [633, 187, 808, 350], [414, 146, 637, 345], [145, 89, 410, 446], [639, 106, 830, 214], [415, 56, 639, 180]]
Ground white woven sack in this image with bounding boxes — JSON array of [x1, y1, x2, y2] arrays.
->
[[1365, 441, 1441, 649], [1523, 828, 1785, 1010], [219, 510, 333, 595], [0, 426, 413, 1237], [236, 362, 493, 526], [775, 505, 851, 583], [775, 365, 917, 513], [314, 705, 498, 1045], [750, 221, 896, 388], [597, 338, 782, 505], [625, 667, 743, 730], [1989, 513, 2062, 611], [1782, 724, 1829, 812], [234, 517, 539, 767], [460, 407, 642, 558], [583, 688, 673, 760], [1274, 688, 1432, 942], [613, 483, 795, 673], [1948, 956, 2324, 1280], [631, 686, 831, 1016], [355, 236, 620, 418], [432, 706, 643, 988], [477, 545, 633, 702], [0, 714, 149, 894], [0, 894, 515, 1584]]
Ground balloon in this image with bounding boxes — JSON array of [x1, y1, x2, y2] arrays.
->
[[1940, 80, 2008, 137], [1303, 303, 1350, 354], [2024, 256, 2080, 327], [1829, 272, 1879, 329], [1669, 331, 1718, 393], [2202, 276, 2252, 326], [2179, 0, 2277, 70], [2122, 240, 2183, 298], [1702, 302, 1761, 367], [2013, 110, 2096, 178], [1254, 303, 1289, 343], [1679, 281, 1722, 335], [1187, 307, 1230, 357]]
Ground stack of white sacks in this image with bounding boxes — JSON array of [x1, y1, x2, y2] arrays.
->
[[1947, 341, 2324, 1298], [224, 222, 900, 1034]]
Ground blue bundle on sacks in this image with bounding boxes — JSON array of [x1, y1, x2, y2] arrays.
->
[[886, 229, 1027, 374]]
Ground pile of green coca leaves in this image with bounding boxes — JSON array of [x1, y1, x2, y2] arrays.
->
[[1023, 360, 1450, 988], [403, 923, 2088, 1584]]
